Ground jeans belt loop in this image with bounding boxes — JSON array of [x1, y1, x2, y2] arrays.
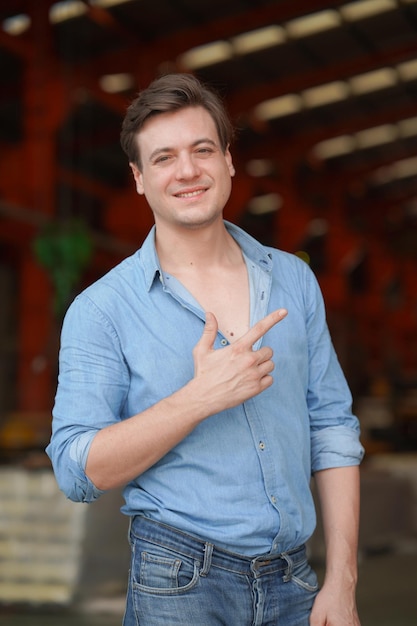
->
[[200, 542, 214, 577], [282, 551, 294, 583]]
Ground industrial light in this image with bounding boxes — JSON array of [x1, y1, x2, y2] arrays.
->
[[306, 218, 329, 237], [49, 1, 87, 23], [369, 165, 396, 185], [89, 0, 133, 6], [285, 10, 341, 38], [232, 26, 286, 55], [253, 60, 408, 124], [340, 0, 397, 22], [398, 116, 417, 138], [254, 94, 302, 121], [178, 41, 233, 70], [349, 68, 398, 95], [392, 156, 417, 179], [178, 0, 405, 73], [302, 81, 349, 107], [371, 156, 417, 185], [2, 14, 30, 35], [312, 114, 417, 162], [245, 159, 275, 177], [99, 73, 134, 93], [355, 124, 398, 149], [397, 58, 417, 81], [246, 193, 282, 215], [313, 135, 355, 159]]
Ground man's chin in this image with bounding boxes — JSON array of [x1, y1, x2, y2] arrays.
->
[[175, 211, 222, 230]]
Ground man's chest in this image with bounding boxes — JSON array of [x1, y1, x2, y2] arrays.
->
[[175, 264, 250, 342]]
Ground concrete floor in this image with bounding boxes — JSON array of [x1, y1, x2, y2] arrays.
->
[[1, 550, 416, 626], [1, 456, 416, 625]]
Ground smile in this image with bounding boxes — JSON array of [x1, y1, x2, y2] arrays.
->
[[175, 189, 206, 198]]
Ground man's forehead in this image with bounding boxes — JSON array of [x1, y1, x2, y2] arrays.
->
[[139, 107, 216, 137], [137, 107, 220, 154]]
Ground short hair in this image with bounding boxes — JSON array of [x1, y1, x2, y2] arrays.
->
[[120, 73, 234, 168]]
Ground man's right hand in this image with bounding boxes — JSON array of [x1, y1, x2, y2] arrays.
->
[[192, 309, 287, 414], [86, 309, 287, 490]]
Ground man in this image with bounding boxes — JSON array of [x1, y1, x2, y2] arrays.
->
[[47, 73, 364, 625]]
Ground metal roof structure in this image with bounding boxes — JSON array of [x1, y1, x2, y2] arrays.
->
[[2, 1, 417, 241], [0, 1, 416, 403]]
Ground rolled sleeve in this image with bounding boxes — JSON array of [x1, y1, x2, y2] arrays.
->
[[68, 431, 105, 502], [46, 293, 129, 503], [303, 267, 365, 473], [46, 428, 106, 503], [311, 426, 365, 473]]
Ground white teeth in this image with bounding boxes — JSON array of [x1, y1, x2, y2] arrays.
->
[[176, 190, 203, 198]]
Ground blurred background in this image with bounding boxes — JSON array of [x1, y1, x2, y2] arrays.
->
[[0, 0, 416, 624]]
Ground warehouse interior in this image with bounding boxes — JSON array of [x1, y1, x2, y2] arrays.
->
[[0, 1, 416, 624]]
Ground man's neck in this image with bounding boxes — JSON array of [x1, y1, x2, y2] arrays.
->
[[155, 219, 242, 273]]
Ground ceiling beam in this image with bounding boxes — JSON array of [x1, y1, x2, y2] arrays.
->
[[227, 41, 417, 117], [70, 0, 346, 80]]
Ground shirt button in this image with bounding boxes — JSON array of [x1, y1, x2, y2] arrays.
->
[[220, 339, 228, 346], [271, 495, 277, 504], [259, 442, 265, 450]]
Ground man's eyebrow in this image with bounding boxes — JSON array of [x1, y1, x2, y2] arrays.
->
[[193, 138, 217, 148], [148, 138, 218, 162]]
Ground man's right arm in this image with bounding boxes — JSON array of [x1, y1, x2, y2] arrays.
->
[[84, 309, 287, 491]]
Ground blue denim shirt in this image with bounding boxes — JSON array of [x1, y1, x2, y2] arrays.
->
[[46, 221, 363, 556]]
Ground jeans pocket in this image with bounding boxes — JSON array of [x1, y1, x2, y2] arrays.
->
[[290, 558, 319, 592], [132, 538, 200, 595]]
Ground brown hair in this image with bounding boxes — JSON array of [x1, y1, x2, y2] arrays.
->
[[120, 73, 234, 168]]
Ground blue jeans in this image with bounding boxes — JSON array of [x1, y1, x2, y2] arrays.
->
[[123, 516, 319, 626]]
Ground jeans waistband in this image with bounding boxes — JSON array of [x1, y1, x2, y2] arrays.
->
[[130, 516, 306, 577]]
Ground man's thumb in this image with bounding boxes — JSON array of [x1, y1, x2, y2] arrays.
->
[[198, 311, 218, 351]]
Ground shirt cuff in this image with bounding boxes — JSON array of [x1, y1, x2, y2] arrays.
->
[[311, 426, 365, 473], [68, 431, 106, 503]]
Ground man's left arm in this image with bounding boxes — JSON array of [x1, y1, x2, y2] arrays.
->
[[310, 465, 361, 626]]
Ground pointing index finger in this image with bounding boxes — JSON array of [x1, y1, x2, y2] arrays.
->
[[238, 309, 287, 349]]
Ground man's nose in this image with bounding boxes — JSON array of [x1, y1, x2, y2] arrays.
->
[[175, 153, 200, 179]]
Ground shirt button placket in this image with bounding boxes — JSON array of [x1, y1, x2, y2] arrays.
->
[[258, 441, 277, 506]]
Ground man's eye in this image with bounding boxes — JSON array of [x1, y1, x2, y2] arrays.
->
[[154, 155, 171, 164]]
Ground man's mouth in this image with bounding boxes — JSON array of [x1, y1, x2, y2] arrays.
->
[[175, 188, 207, 199]]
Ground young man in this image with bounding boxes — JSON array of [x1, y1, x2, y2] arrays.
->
[[47, 73, 364, 625]]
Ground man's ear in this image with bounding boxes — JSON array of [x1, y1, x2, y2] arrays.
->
[[129, 162, 144, 195], [225, 146, 235, 177]]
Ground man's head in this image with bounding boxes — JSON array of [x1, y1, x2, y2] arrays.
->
[[120, 73, 234, 170]]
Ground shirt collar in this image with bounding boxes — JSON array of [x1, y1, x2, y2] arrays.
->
[[140, 221, 273, 292]]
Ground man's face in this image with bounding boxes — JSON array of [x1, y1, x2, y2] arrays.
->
[[130, 106, 235, 231]]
